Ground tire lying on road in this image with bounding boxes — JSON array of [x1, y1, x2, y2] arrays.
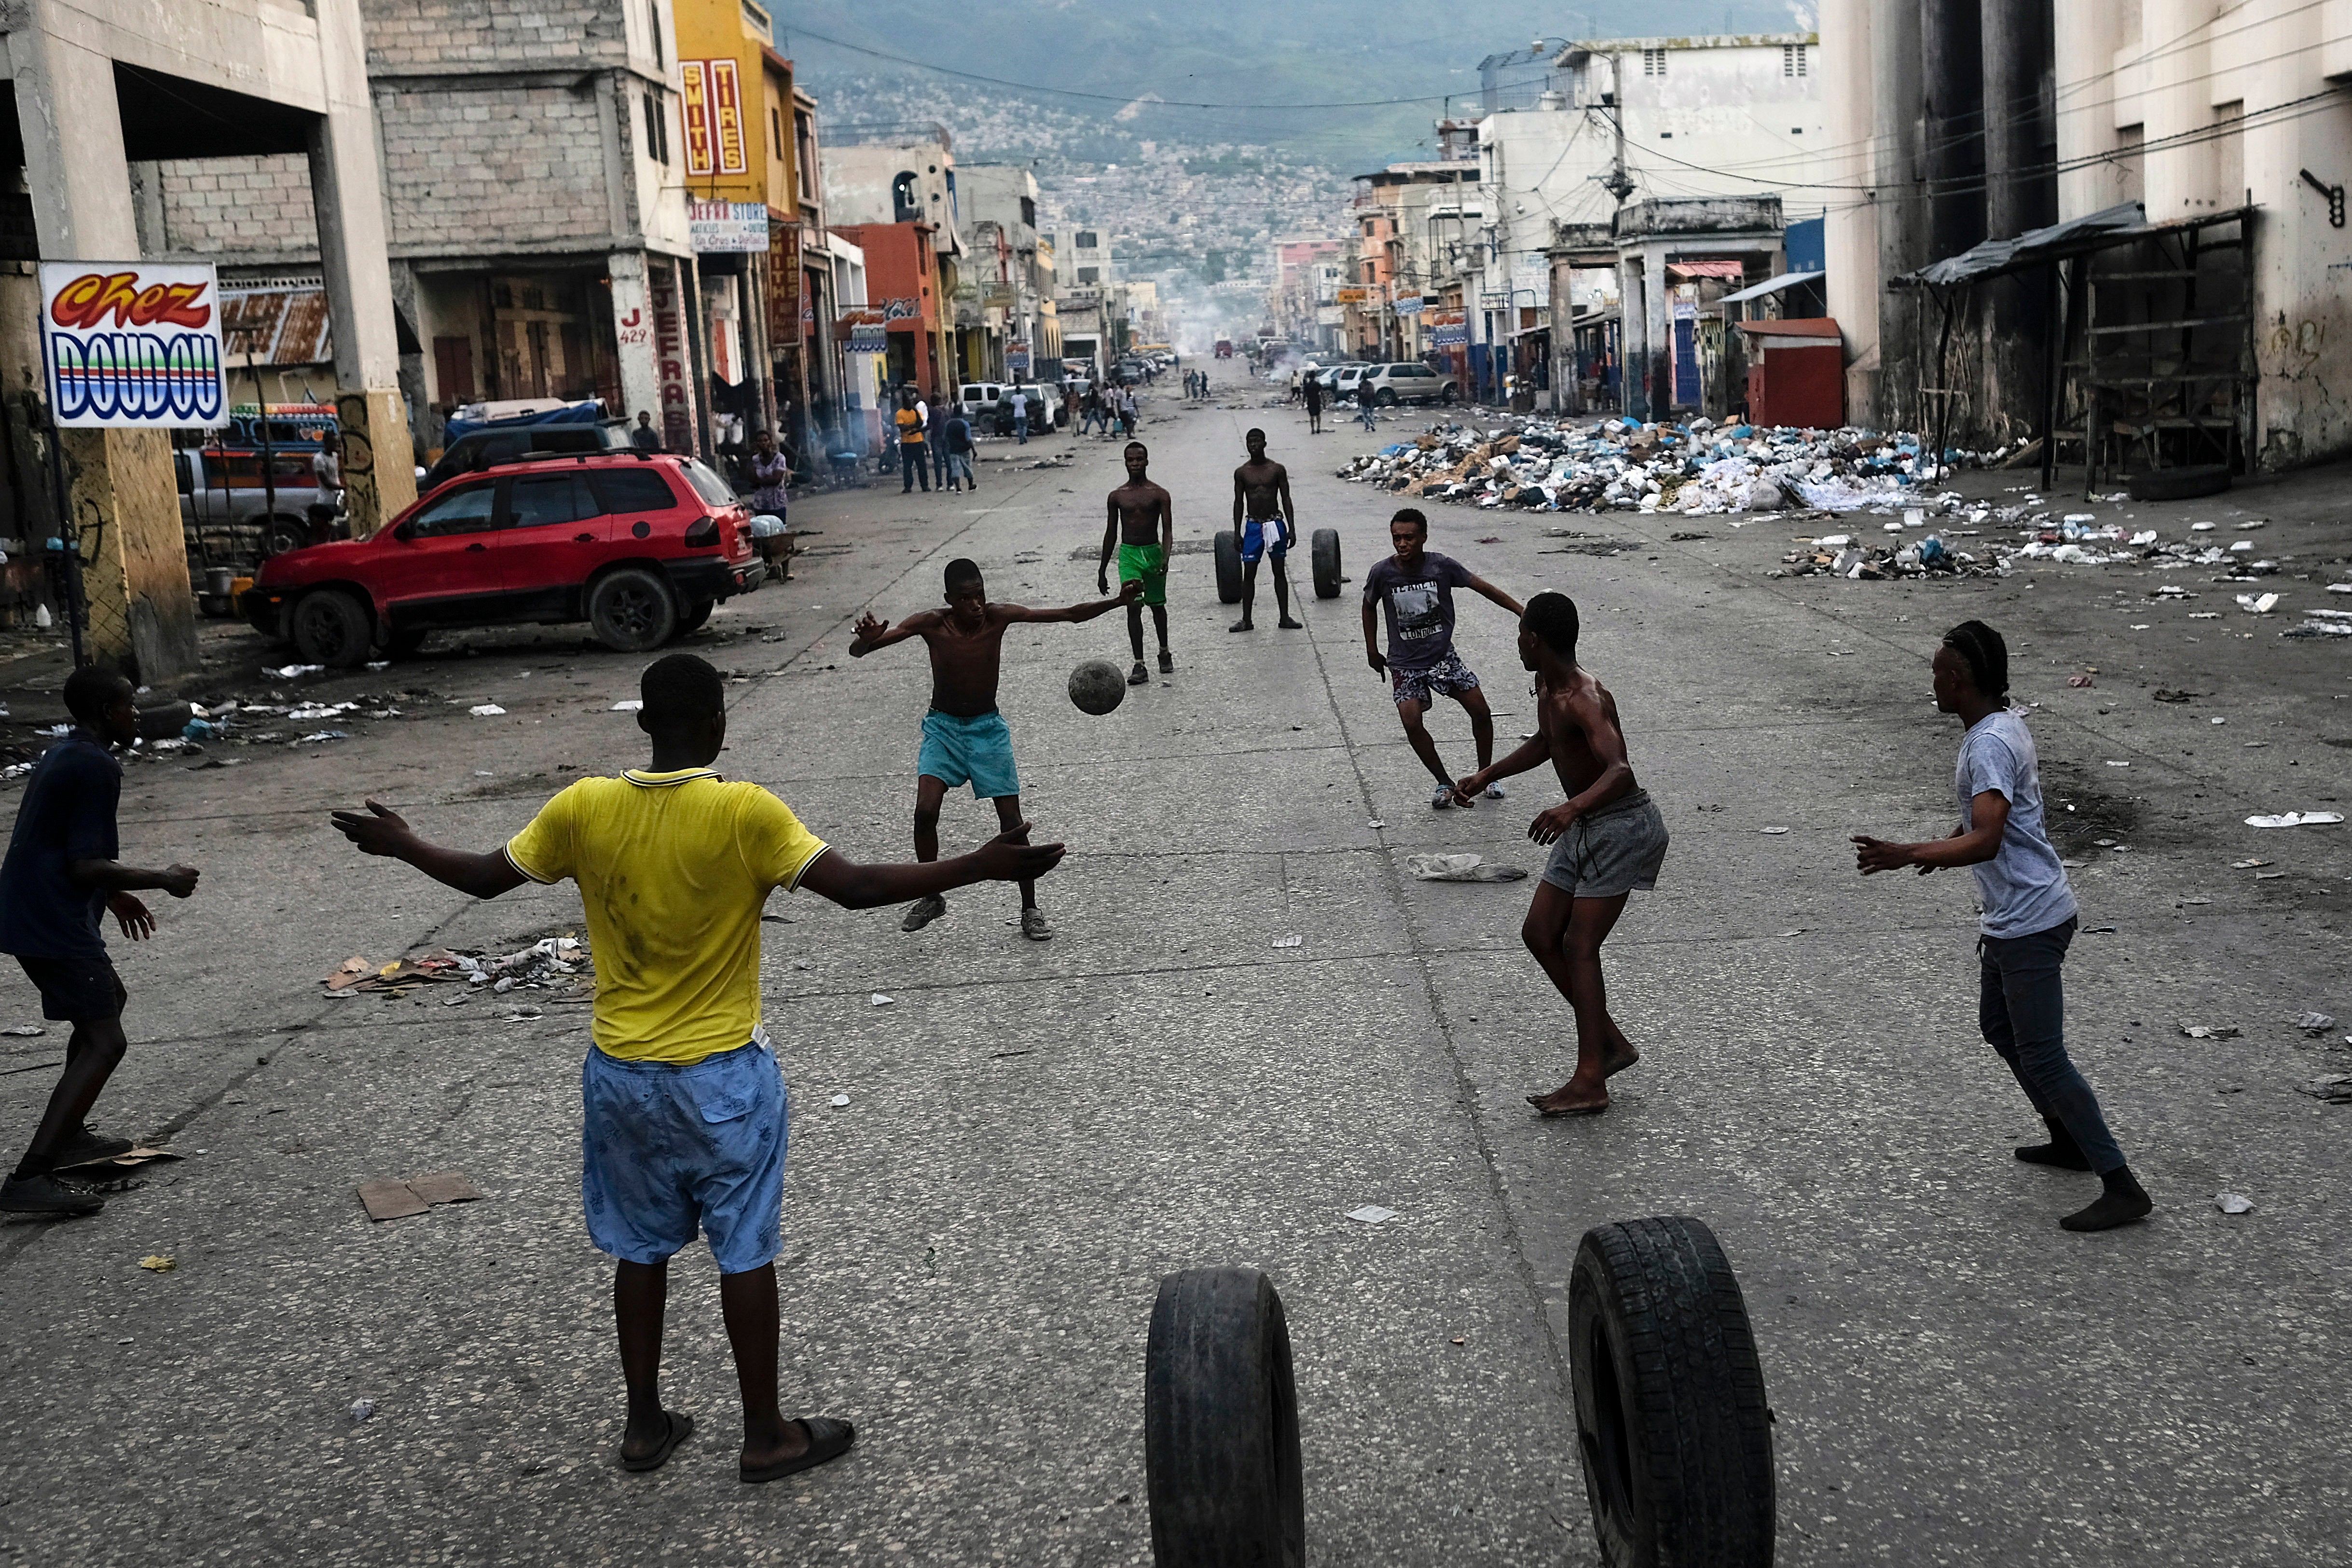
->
[[1144, 1266, 1305, 1568], [1570, 1215, 1774, 1568], [1310, 527, 1342, 599], [290, 588, 373, 669], [1213, 530, 1243, 605], [588, 565, 679, 652]]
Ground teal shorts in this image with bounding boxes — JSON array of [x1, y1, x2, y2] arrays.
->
[[918, 707, 1020, 798]]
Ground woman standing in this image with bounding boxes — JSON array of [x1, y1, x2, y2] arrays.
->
[[747, 428, 794, 582], [1853, 621, 2152, 1233]]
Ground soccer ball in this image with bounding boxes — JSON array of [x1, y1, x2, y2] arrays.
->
[[1068, 659, 1128, 715]]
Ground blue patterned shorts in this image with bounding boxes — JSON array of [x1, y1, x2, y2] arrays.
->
[[1389, 648, 1481, 707]]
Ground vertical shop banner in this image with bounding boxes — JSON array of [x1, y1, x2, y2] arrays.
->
[[680, 61, 715, 178], [650, 261, 694, 451], [709, 60, 748, 176], [768, 221, 801, 346], [41, 262, 228, 427]]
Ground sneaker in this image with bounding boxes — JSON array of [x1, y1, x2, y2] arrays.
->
[[1021, 908, 1052, 942], [0, 1172, 104, 1216], [1431, 784, 1456, 810], [1484, 782, 1508, 800], [49, 1124, 136, 1169], [1127, 661, 1149, 686], [901, 894, 947, 933], [1157, 650, 1174, 674]]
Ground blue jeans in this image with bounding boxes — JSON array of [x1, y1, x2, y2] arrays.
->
[[1358, 403, 1377, 429], [946, 451, 972, 487], [1014, 413, 1029, 443], [1978, 917, 2125, 1173]]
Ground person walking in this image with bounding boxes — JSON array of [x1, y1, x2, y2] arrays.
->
[[1302, 370, 1324, 435], [1852, 620, 2153, 1234], [1356, 375, 1379, 432], [1010, 386, 1030, 445], [941, 408, 976, 493], [747, 429, 793, 581], [894, 396, 928, 494]]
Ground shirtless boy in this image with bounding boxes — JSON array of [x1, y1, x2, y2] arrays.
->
[[1362, 509, 1521, 809], [1231, 429, 1302, 633], [1097, 441, 1174, 685], [1456, 593, 1668, 1117], [852, 559, 1137, 940]]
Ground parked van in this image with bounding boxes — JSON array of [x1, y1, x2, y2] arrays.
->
[[177, 447, 323, 559]]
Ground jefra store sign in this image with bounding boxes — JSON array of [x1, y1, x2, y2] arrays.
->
[[40, 262, 228, 428]]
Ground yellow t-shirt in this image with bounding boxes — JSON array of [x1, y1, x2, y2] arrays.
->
[[503, 770, 828, 1064], [895, 407, 924, 444]]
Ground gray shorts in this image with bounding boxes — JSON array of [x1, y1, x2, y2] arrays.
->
[[1541, 788, 1668, 898]]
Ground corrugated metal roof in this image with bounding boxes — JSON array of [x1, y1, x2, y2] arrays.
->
[[221, 286, 333, 366], [1717, 268, 1823, 306]]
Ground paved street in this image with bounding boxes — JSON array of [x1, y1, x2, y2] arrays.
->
[[3, 366, 2348, 1566]]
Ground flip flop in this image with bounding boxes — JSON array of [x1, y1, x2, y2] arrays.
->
[[1527, 1094, 1610, 1118], [618, 1410, 693, 1472], [740, 1416, 856, 1484]]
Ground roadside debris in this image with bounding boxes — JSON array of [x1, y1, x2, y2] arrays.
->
[[358, 1170, 485, 1222], [2292, 1011, 2338, 1036], [2285, 608, 2352, 638], [1, 1024, 44, 1036], [2180, 1022, 2242, 1040], [870, 993, 894, 1006], [350, 1399, 376, 1424], [1271, 934, 1304, 949], [2245, 811, 2344, 828], [610, 700, 644, 711], [322, 937, 589, 998], [1405, 853, 1528, 882], [2297, 1075, 2352, 1103], [829, 1094, 851, 1108], [138, 1254, 176, 1272], [1346, 1205, 1400, 1224], [469, 703, 507, 717], [2214, 1193, 2256, 1215]]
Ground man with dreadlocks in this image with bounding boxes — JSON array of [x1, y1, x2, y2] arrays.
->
[[1456, 591, 1667, 1118], [1853, 619, 2152, 1233]]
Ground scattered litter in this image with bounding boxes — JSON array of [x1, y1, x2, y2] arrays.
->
[[2192, 522, 2216, 531], [829, 1093, 851, 1108], [1404, 853, 1528, 882], [1346, 1205, 1400, 1224], [2081, 924, 2117, 934], [138, 1254, 175, 1273], [323, 937, 589, 997], [495, 1007, 542, 1022], [55, 1144, 178, 1173], [468, 704, 507, 717], [358, 1170, 484, 1221], [1777, 929, 1804, 938], [268, 663, 324, 678], [610, 700, 644, 712], [0, 1024, 44, 1036], [296, 729, 348, 744], [2235, 592, 2280, 615], [2210, 716, 2227, 725], [2067, 674, 2095, 688], [349, 1399, 376, 1423], [1366, 819, 1386, 829], [2104, 760, 2130, 768], [1759, 825, 1790, 835], [2230, 858, 2270, 869], [1271, 934, 1304, 949], [2297, 1074, 2352, 1103], [870, 993, 894, 1006], [2292, 1011, 2337, 1036], [2256, 871, 2288, 880], [2179, 1023, 2241, 1041], [2245, 811, 2344, 829], [2213, 1193, 2256, 1215]]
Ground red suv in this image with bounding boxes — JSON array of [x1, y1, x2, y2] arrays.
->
[[245, 452, 760, 665]]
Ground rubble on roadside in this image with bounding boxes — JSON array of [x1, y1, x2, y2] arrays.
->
[[322, 936, 591, 999]]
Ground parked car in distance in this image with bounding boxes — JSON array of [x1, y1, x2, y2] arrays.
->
[[959, 381, 1009, 426], [422, 417, 637, 492], [1330, 364, 1374, 399], [1307, 361, 1370, 394], [177, 447, 322, 557], [1359, 362, 1459, 405], [244, 451, 759, 667]]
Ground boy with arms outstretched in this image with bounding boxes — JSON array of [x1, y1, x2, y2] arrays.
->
[[1457, 593, 1667, 1117], [1098, 440, 1174, 685], [1231, 428, 1302, 633], [332, 655, 1063, 1479], [852, 559, 1136, 939]]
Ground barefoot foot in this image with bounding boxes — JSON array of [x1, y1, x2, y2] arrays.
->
[[1527, 1082, 1611, 1117], [1600, 1041, 1640, 1078]]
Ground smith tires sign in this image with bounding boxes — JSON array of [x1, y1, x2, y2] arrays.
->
[[41, 262, 227, 428]]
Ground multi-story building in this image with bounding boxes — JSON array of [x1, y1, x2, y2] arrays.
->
[[823, 133, 961, 402], [1053, 225, 1118, 377], [956, 164, 1059, 382], [1824, 0, 2352, 470], [1347, 163, 1483, 367]]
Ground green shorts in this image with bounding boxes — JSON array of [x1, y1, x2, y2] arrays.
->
[[1118, 543, 1168, 606]]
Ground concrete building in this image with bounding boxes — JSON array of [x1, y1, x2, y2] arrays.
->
[[1823, 1, 2352, 471], [1346, 163, 1483, 365], [0, 0, 410, 678], [1053, 224, 1116, 377], [824, 133, 961, 402], [829, 221, 948, 404], [127, 0, 707, 460], [955, 163, 1057, 383]]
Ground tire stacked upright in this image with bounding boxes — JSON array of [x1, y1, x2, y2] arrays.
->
[[1143, 1268, 1304, 1567], [1569, 1215, 1775, 1568]]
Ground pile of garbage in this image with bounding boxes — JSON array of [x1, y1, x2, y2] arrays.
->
[[322, 936, 590, 999], [1338, 416, 1993, 515]]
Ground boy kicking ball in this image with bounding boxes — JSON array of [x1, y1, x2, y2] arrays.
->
[[332, 655, 1063, 1479], [1362, 508, 1523, 810], [852, 559, 1136, 940], [1456, 594, 1668, 1117]]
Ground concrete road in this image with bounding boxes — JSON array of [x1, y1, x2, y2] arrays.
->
[[1, 369, 2346, 1566]]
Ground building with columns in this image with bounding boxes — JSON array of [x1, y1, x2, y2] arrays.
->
[[0, 0, 412, 679]]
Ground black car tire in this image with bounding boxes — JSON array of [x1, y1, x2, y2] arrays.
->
[[263, 515, 307, 558], [1310, 528, 1342, 600], [1143, 1267, 1305, 1568], [676, 597, 715, 635], [588, 566, 678, 652], [1441, 385, 1459, 403], [1214, 530, 1243, 605], [290, 589, 373, 669], [1570, 1215, 1775, 1568], [2127, 463, 2231, 501], [382, 625, 430, 659], [1378, 388, 1399, 407]]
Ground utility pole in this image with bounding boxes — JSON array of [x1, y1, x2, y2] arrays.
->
[[1600, 50, 1635, 205]]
